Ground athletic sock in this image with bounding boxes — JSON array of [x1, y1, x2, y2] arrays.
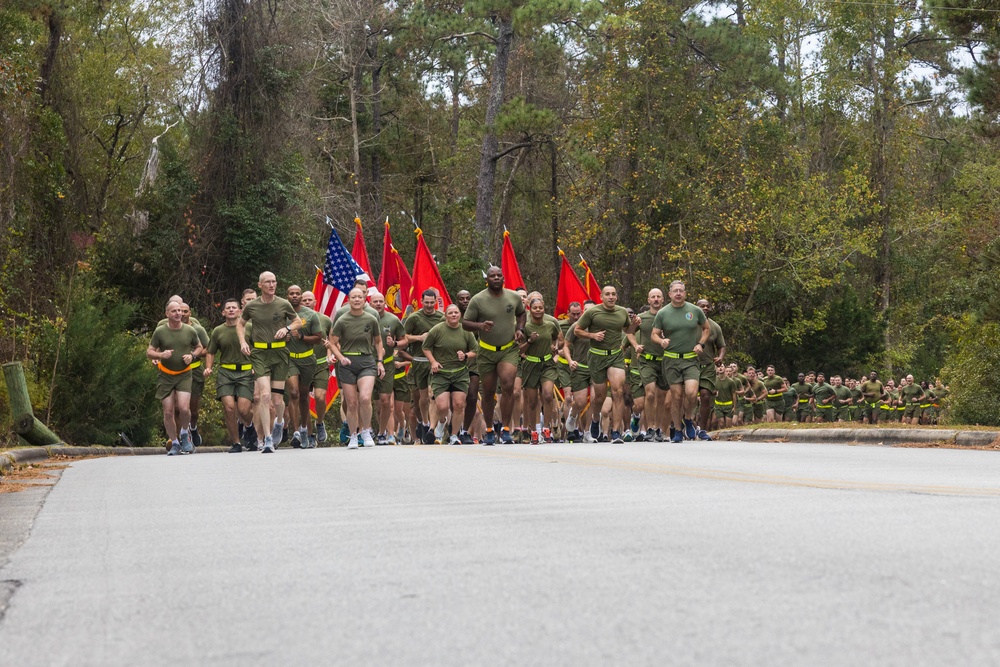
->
[[179, 428, 188, 436]]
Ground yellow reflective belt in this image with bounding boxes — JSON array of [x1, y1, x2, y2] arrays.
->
[[588, 348, 610, 356], [289, 350, 314, 359], [315, 356, 328, 365], [714, 400, 733, 406], [556, 356, 570, 365], [524, 354, 552, 363], [798, 398, 809, 403], [189, 360, 202, 369], [394, 371, 407, 380], [220, 363, 252, 371], [479, 339, 515, 352], [816, 404, 833, 409], [920, 403, 931, 409], [383, 355, 394, 363], [663, 351, 697, 359], [343, 351, 364, 356], [641, 353, 663, 361], [767, 393, 783, 399], [253, 341, 286, 349]]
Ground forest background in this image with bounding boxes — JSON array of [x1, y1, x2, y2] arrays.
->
[[3, 0, 1000, 446]]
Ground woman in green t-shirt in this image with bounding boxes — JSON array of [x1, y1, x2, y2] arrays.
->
[[422, 304, 478, 444], [519, 295, 564, 444]]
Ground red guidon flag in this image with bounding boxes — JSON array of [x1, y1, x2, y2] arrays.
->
[[350, 217, 376, 289], [408, 226, 451, 311], [501, 228, 525, 291], [308, 372, 339, 416], [377, 220, 413, 317], [579, 256, 603, 304], [555, 248, 589, 318]]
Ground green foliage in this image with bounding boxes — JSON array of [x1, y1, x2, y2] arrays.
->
[[438, 247, 489, 297], [36, 278, 159, 446], [940, 316, 1000, 426]]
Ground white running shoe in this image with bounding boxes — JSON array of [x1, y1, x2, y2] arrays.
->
[[566, 411, 577, 432], [449, 434, 460, 445], [262, 437, 275, 454], [583, 430, 597, 443], [347, 434, 359, 449], [434, 421, 446, 442], [361, 429, 375, 447]]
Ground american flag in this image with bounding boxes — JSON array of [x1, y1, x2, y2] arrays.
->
[[315, 220, 370, 319]]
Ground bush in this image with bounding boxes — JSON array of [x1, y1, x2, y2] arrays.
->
[[37, 280, 159, 445], [939, 316, 1000, 426]]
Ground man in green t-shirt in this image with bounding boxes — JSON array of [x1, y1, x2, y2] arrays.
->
[[859, 371, 885, 424], [627, 289, 667, 441], [299, 292, 334, 444], [405, 289, 446, 444], [203, 298, 255, 453], [900, 374, 924, 424], [831, 375, 853, 422], [147, 300, 205, 455], [372, 291, 407, 444], [562, 305, 596, 441], [573, 284, 637, 443], [283, 285, 324, 448], [462, 267, 527, 445], [329, 287, 385, 448], [696, 299, 727, 437], [651, 281, 710, 443], [237, 271, 305, 453], [423, 304, 478, 444], [178, 303, 210, 447], [713, 363, 739, 429], [791, 373, 813, 422], [812, 373, 836, 422], [762, 365, 787, 423]]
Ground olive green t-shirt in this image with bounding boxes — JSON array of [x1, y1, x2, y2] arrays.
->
[[288, 307, 322, 354], [464, 288, 526, 348], [331, 311, 380, 356], [377, 311, 406, 362], [576, 304, 630, 352], [150, 324, 201, 372], [792, 381, 813, 402], [850, 387, 864, 404], [336, 303, 379, 321], [313, 313, 333, 360], [746, 378, 766, 402], [422, 322, 477, 371], [813, 382, 836, 406], [833, 385, 852, 405], [158, 316, 201, 328], [241, 297, 299, 343], [207, 323, 248, 366], [699, 318, 726, 364], [763, 376, 785, 397], [636, 310, 664, 357], [651, 302, 706, 354], [523, 318, 561, 359], [563, 321, 591, 363], [716, 376, 738, 403], [860, 380, 884, 402], [900, 383, 924, 405], [404, 309, 445, 337]]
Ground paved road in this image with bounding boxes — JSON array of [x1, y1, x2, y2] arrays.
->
[[2, 440, 1000, 665]]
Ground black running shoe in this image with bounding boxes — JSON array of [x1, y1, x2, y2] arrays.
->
[[228, 443, 242, 453]]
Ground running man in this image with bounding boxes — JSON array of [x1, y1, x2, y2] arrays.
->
[[300, 291, 333, 445], [328, 287, 385, 448], [147, 301, 205, 455], [238, 271, 304, 453], [462, 267, 526, 445], [562, 302, 595, 442], [372, 291, 406, 444], [628, 290, 667, 442], [284, 284, 324, 448], [404, 289, 446, 444], [651, 281, 710, 442], [203, 298, 255, 453]]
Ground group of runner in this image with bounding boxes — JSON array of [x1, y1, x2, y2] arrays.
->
[[145, 267, 948, 454]]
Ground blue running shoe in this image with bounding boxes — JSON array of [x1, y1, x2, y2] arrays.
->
[[683, 418, 697, 440]]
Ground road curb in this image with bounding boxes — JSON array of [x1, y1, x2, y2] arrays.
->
[[712, 427, 1000, 447], [0, 445, 230, 474]]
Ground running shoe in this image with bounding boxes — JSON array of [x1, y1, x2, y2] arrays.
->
[[316, 422, 328, 443], [671, 431, 683, 443], [271, 420, 284, 445], [623, 430, 634, 442], [386, 433, 397, 446], [583, 430, 597, 443], [362, 429, 376, 447], [611, 431, 624, 444], [434, 422, 446, 443], [459, 432, 474, 445], [566, 411, 577, 432], [191, 428, 202, 448], [683, 418, 697, 440], [542, 428, 553, 443], [262, 437, 275, 453], [422, 425, 436, 444], [530, 430, 540, 445], [180, 432, 194, 454], [589, 419, 601, 441], [449, 434, 461, 445], [290, 431, 302, 448], [483, 430, 496, 446], [228, 443, 242, 454], [500, 429, 514, 445], [340, 423, 351, 445], [308, 434, 318, 448], [347, 434, 359, 449], [629, 414, 641, 434], [167, 441, 181, 456], [698, 429, 712, 441]]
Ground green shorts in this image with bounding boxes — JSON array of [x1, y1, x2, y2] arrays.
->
[[745, 401, 764, 420], [904, 404, 921, 418], [661, 357, 700, 386], [288, 356, 316, 389], [156, 369, 192, 400], [569, 365, 591, 393], [190, 363, 205, 398], [251, 347, 289, 382], [588, 349, 625, 385], [860, 401, 879, 420], [521, 359, 559, 390], [477, 342, 520, 378], [794, 401, 811, 420], [765, 397, 784, 413], [393, 369, 411, 402], [311, 358, 330, 391], [627, 366, 645, 398], [375, 357, 396, 395], [430, 367, 471, 397], [713, 400, 734, 418], [337, 354, 377, 385], [814, 405, 836, 422], [639, 357, 667, 390], [699, 363, 717, 393], [409, 359, 432, 390], [835, 406, 851, 422], [555, 358, 572, 387], [216, 367, 254, 402]]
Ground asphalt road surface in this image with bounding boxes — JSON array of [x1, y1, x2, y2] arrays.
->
[[2, 440, 1000, 666]]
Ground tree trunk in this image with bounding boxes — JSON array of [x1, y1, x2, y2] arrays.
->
[[37, 9, 61, 103], [474, 15, 515, 255], [349, 64, 363, 212], [439, 69, 463, 263], [370, 47, 383, 222], [549, 141, 559, 284]]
